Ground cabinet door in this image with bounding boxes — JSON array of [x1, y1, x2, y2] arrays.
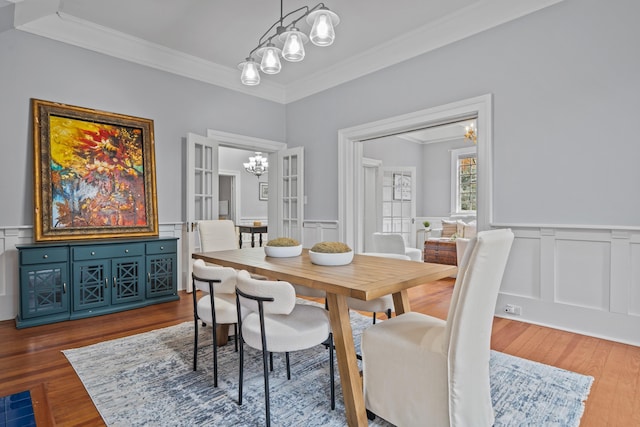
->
[[111, 256, 145, 304], [146, 253, 176, 298], [20, 263, 69, 319], [73, 260, 110, 311]]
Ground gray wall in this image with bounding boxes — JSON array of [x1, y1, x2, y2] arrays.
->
[[287, 0, 640, 227], [0, 28, 285, 227]]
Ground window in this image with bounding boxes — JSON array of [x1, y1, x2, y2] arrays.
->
[[450, 147, 477, 214]]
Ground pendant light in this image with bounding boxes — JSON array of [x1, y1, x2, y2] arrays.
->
[[238, 1, 340, 86]]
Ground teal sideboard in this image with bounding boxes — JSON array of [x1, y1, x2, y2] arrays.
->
[[16, 237, 179, 328]]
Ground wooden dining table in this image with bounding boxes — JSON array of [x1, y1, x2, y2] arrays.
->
[[192, 247, 457, 427]]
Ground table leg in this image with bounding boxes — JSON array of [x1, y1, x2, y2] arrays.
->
[[216, 324, 230, 346], [251, 232, 256, 248], [391, 289, 411, 315], [239, 232, 243, 249], [259, 233, 263, 247], [326, 293, 369, 427]]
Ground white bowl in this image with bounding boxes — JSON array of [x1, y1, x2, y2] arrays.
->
[[264, 245, 302, 258], [309, 250, 354, 266]]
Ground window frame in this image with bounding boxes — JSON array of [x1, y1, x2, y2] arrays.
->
[[450, 146, 477, 215]]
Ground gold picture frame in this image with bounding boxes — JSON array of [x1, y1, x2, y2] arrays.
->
[[32, 99, 158, 241]]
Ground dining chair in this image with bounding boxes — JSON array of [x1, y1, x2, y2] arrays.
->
[[372, 232, 423, 261], [362, 229, 514, 426], [235, 270, 335, 427], [198, 219, 238, 252], [192, 258, 238, 387]]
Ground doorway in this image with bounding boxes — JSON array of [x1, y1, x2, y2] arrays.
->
[[338, 94, 493, 253]]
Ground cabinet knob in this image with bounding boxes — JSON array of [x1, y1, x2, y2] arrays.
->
[[160, 246, 164, 250], [43, 254, 48, 259], [125, 249, 129, 253], [91, 251, 96, 256]]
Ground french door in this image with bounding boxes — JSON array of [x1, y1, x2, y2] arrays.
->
[[380, 167, 416, 247], [277, 147, 304, 242], [183, 133, 219, 291]]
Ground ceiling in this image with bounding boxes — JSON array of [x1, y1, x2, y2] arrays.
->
[[3, 0, 562, 103]]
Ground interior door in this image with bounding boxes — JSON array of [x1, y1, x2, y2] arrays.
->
[[184, 133, 219, 291], [277, 147, 304, 243], [381, 167, 416, 247]]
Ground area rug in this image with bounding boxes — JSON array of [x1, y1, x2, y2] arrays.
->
[[62, 308, 593, 427]]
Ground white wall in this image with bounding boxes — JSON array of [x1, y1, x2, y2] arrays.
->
[[285, 0, 640, 345]]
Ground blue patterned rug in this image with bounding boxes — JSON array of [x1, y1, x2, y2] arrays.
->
[[63, 308, 593, 427]]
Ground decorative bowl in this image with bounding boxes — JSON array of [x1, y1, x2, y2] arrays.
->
[[309, 250, 354, 266], [264, 244, 302, 258]]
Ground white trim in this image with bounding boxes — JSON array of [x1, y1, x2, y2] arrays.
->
[[206, 129, 286, 152], [338, 94, 493, 251]]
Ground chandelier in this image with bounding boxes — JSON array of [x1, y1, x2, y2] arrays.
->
[[243, 152, 269, 177], [238, 1, 340, 86], [464, 122, 477, 144]]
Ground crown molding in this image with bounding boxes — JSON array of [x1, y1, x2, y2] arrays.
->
[[13, 0, 563, 105], [15, 11, 287, 103], [284, 0, 564, 102]]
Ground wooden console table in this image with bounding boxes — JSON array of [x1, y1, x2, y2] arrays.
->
[[237, 224, 268, 248], [424, 239, 457, 265]]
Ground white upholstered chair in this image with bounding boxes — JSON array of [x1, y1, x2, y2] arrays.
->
[[191, 259, 238, 387], [198, 220, 238, 252], [235, 270, 335, 427], [372, 232, 423, 262], [362, 229, 514, 426]]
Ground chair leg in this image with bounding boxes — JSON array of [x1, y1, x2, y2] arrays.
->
[[238, 337, 244, 405], [193, 316, 199, 371], [386, 308, 392, 319], [261, 347, 271, 426], [286, 352, 291, 380], [372, 312, 377, 324], [212, 321, 218, 388], [328, 333, 335, 410]]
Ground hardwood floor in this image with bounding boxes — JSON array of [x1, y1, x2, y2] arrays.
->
[[1, 279, 638, 426]]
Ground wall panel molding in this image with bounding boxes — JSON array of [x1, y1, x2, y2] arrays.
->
[[497, 225, 640, 346]]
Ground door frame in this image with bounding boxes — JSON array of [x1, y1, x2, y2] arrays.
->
[[218, 169, 241, 224], [338, 94, 493, 252], [206, 129, 287, 240]]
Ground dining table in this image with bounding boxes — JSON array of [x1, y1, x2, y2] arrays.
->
[[192, 247, 457, 427]]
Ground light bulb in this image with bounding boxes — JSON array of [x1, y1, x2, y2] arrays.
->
[[310, 12, 335, 46], [282, 28, 306, 62], [259, 44, 282, 74], [240, 58, 260, 86]]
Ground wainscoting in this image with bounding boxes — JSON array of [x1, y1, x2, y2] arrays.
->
[[495, 225, 640, 347], [1, 222, 638, 346]]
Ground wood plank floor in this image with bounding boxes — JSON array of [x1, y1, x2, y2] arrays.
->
[[1, 279, 638, 426]]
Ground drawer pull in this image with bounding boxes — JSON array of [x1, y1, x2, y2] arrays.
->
[[43, 254, 48, 259], [91, 251, 96, 256], [63, 282, 67, 294], [125, 249, 129, 253], [160, 246, 164, 250]]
